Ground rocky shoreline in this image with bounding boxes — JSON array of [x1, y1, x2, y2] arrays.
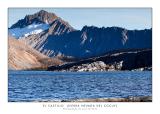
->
[[67, 96, 152, 102], [48, 49, 152, 72], [32, 96, 152, 102]]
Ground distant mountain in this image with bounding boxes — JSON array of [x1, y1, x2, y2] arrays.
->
[[9, 10, 75, 38], [10, 10, 58, 28], [9, 10, 152, 59], [21, 25, 151, 58]]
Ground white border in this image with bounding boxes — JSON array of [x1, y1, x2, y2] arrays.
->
[[1, 0, 160, 114]]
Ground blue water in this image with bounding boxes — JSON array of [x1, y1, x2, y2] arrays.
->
[[8, 71, 152, 102]]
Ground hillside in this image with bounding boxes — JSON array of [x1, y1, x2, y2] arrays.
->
[[48, 49, 152, 71], [8, 36, 62, 70]]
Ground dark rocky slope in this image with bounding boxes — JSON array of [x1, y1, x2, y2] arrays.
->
[[48, 49, 152, 71], [24, 26, 151, 58]]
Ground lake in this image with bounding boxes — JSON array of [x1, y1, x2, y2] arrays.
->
[[8, 71, 152, 102]]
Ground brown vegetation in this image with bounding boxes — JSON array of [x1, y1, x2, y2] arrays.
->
[[8, 36, 63, 70]]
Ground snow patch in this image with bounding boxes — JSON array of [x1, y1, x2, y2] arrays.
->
[[45, 20, 49, 24], [85, 50, 91, 53], [81, 32, 87, 45], [9, 23, 50, 38]]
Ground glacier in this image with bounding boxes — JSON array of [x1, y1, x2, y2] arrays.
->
[[9, 23, 50, 38]]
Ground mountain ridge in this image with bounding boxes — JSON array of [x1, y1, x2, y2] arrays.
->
[[25, 25, 151, 58], [10, 10, 58, 29], [9, 10, 75, 39], [8, 10, 152, 70], [48, 48, 152, 71]]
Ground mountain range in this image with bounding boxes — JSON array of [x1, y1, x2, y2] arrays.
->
[[8, 10, 152, 70]]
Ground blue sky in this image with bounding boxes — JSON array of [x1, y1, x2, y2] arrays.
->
[[8, 8, 152, 30]]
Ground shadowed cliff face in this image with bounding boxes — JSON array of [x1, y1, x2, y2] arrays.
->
[[31, 26, 151, 58], [48, 49, 152, 71]]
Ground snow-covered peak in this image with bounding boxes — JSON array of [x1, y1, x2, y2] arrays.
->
[[9, 23, 50, 38], [45, 20, 49, 24]]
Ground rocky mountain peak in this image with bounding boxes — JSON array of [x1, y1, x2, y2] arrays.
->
[[10, 10, 58, 29], [81, 25, 98, 32], [9, 10, 75, 38], [31, 10, 58, 24]]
